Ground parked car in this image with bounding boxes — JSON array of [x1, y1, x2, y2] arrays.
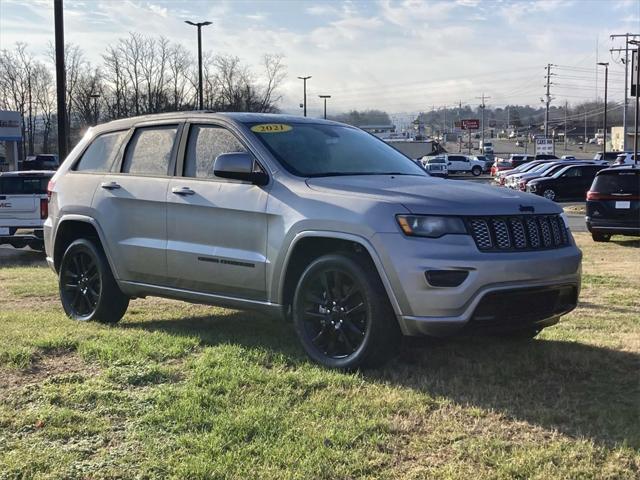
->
[[515, 140, 524, 147], [0, 170, 53, 250], [593, 151, 622, 162], [421, 156, 448, 177], [491, 160, 512, 176], [585, 165, 639, 241], [505, 154, 535, 168], [561, 155, 576, 160], [495, 160, 550, 186], [433, 154, 484, 176], [19, 154, 60, 171], [44, 113, 582, 369], [527, 164, 608, 201], [473, 155, 493, 172], [612, 153, 638, 165], [513, 161, 598, 191], [534, 154, 559, 161]]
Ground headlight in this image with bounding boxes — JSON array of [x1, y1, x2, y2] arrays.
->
[[396, 215, 467, 238]]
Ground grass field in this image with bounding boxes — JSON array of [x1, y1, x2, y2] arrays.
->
[[0, 233, 638, 479]]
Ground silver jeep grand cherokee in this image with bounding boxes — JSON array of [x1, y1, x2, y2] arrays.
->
[[45, 113, 581, 369]]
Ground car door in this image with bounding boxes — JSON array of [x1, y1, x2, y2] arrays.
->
[[91, 123, 181, 284], [559, 166, 584, 198], [165, 123, 269, 300], [448, 155, 465, 172]]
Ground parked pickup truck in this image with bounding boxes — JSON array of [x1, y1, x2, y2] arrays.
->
[[0, 171, 53, 250], [426, 154, 485, 176]]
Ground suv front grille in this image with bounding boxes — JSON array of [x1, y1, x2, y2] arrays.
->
[[467, 215, 569, 252]]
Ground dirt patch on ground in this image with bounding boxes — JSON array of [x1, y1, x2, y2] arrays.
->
[[0, 350, 100, 392]]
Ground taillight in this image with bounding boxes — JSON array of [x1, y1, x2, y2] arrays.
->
[[47, 180, 55, 201], [40, 198, 48, 219]]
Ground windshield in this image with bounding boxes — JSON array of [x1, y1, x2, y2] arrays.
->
[[247, 123, 426, 177]]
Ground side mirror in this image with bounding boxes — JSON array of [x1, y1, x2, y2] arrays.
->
[[213, 152, 268, 186]]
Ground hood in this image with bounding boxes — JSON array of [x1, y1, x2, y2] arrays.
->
[[306, 175, 561, 216]]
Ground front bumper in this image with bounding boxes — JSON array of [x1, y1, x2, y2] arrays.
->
[[371, 232, 582, 336]]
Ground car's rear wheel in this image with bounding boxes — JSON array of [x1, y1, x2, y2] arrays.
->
[[592, 232, 611, 242], [292, 253, 400, 370], [542, 188, 557, 201], [59, 238, 129, 323], [471, 165, 482, 176]]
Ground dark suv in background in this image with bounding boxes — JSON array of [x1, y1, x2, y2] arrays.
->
[[586, 165, 639, 242], [527, 164, 607, 201]]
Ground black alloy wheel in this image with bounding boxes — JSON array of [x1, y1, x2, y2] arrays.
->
[[300, 268, 368, 360], [293, 253, 400, 369], [61, 249, 101, 318], [59, 238, 129, 323]]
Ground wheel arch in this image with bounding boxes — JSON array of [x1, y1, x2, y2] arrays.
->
[[277, 231, 402, 317], [52, 215, 119, 278]]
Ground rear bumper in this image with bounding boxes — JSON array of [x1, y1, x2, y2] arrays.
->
[[0, 227, 44, 245], [586, 218, 640, 235]]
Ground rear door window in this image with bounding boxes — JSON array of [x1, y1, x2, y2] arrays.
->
[[122, 126, 178, 176], [184, 125, 247, 178], [76, 130, 128, 172]]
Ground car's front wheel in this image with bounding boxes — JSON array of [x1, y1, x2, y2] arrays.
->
[[471, 165, 482, 176], [292, 253, 400, 370], [542, 188, 557, 201], [59, 238, 129, 323]]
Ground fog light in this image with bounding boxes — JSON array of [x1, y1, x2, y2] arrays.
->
[[425, 270, 469, 287]]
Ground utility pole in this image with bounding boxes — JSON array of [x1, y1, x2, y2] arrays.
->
[[318, 95, 331, 119], [458, 100, 462, 152], [185, 20, 212, 110], [584, 107, 587, 145], [598, 62, 609, 158], [630, 40, 640, 165], [564, 100, 568, 151], [476, 93, 490, 152], [543, 64, 555, 138], [297, 76, 311, 117], [610, 33, 640, 151], [54, 0, 67, 160]]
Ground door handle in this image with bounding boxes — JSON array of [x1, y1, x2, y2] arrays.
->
[[172, 186, 195, 196], [100, 181, 121, 190]]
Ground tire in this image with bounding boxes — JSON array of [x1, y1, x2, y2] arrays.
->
[[59, 238, 129, 323], [592, 232, 611, 242], [471, 166, 482, 176], [292, 253, 400, 370], [542, 188, 557, 201]]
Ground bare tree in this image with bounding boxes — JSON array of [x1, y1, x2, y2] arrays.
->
[[258, 54, 286, 113], [168, 43, 192, 110]]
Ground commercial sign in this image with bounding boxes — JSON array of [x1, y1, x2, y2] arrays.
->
[[461, 119, 480, 130], [535, 136, 554, 155], [0, 111, 22, 141]]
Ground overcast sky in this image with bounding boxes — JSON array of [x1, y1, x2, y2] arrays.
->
[[1, 0, 638, 117]]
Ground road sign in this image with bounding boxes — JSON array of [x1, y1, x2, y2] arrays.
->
[[535, 136, 554, 155], [0, 111, 21, 141], [632, 50, 638, 97], [461, 119, 480, 130]]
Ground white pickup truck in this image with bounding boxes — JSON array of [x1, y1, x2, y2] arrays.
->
[[422, 154, 485, 176], [0, 171, 53, 250]]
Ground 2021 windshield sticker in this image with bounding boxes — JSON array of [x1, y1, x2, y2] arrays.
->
[[250, 124, 293, 133]]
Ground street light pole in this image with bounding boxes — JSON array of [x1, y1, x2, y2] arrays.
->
[[185, 20, 212, 110], [298, 76, 311, 117], [597, 62, 609, 158], [54, 0, 67, 159], [90, 93, 100, 125], [318, 95, 331, 119]]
